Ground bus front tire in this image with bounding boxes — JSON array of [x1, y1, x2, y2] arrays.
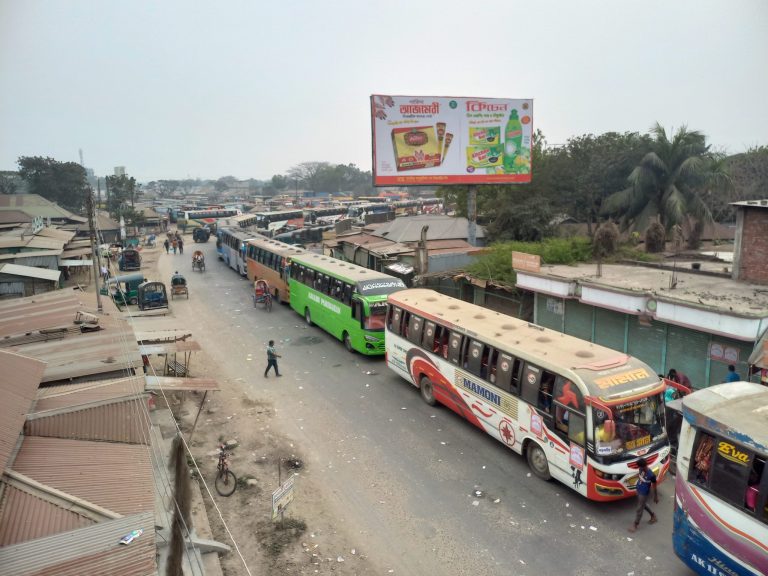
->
[[304, 308, 312, 326], [419, 376, 437, 406], [526, 442, 551, 480], [343, 332, 353, 353]]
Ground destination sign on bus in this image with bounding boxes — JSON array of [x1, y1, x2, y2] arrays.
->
[[594, 368, 651, 390], [357, 279, 406, 296]]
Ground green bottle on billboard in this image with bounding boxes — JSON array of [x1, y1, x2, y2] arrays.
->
[[503, 109, 523, 173]]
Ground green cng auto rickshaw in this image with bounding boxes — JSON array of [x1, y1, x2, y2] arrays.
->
[[100, 272, 146, 306]]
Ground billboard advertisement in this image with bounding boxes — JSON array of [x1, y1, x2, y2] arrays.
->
[[371, 95, 533, 187]]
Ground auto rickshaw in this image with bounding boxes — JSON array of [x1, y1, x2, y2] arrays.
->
[[137, 281, 169, 311], [192, 250, 205, 272], [253, 279, 272, 311], [119, 247, 142, 271], [170, 272, 189, 299], [193, 227, 211, 243], [100, 272, 146, 306]]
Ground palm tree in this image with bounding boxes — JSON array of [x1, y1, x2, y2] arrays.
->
[[602, 123, 729, 237]]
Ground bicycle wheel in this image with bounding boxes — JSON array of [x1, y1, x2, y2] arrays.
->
[[215, 469, 237, 496]]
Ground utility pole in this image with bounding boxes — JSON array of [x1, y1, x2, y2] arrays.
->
[[86, 188, 104, 312], [467, 185, 477, 246]]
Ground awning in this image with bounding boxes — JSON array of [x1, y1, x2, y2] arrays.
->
[[59, 259, 94, 267], [139, 340, 202, 356], [61, 247, 93, 258], [144, 376, 220, 391], [134, 330, 193, 343], [0, 263, 61, 281]]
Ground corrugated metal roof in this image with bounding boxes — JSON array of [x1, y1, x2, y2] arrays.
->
[[0, 250, 62, 261], [138, 340, 201, 355], [34, 376, 145, 411], [0, 264, 61, 282], [12, 437, 153, 515], [0, 512, 156, 576], [60, 247, 92, 258], [0, 289, 121, 341], [36, 228, 76, 242], [0, 482, 93, 546], [25, 397, 150, 445], [0, 194, 86, 223], [25, 237, 66, 251], [0, 351, 46, 472], [145, 375, 220, 391], [371, 215, 486, 242], [0, 210, 32, 224], [10, 331, 143, 382]]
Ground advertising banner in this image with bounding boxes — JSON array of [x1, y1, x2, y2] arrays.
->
[[371, 95, 533, 186]]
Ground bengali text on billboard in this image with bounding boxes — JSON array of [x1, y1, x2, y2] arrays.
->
[[371, 95, 533, 186]]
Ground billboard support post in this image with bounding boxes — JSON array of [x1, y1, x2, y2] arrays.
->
[[467, 185, 477, 246]]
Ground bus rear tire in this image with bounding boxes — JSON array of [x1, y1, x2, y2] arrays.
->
[[274, 289, 280, 304], [343, 332, 353, 353], [304, 308, 312, 326], [419, 376, 437, 406], [526, 442, 551, 480]]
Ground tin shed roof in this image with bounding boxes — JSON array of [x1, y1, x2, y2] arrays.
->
[[34, 376, 145, 411], [0, 263, 61, 282], [12, 437, 153, 515], [0, 512, 156, 576], [0, 351, 46, 472]]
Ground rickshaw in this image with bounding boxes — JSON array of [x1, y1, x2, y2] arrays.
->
[[100, 272, 145, 306], [137, 281, 168, 311], [253, 279, 272, 311], [170, 272, 189, 299], [192, 250, 205, 272]]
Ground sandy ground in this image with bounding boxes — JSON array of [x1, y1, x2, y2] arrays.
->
[[137, 235, 376, 576]]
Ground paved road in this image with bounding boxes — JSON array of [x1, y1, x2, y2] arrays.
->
[[164, 240, 693, 576]]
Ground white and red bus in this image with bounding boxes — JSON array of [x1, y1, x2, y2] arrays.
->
[[385, 289, 671, 501]]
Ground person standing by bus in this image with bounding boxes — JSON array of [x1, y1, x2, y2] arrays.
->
[[629, 458, 658, 532], [724, 364, 741, 382], [163, 238, 170, 254], [264, 340, 282, 378]]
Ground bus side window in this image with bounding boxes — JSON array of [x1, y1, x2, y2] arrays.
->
[[448, 332, 463, 365], [538, 371, 556, 414], [466, 340, 483, 376], [691, 433, 715, 485], [488, 348, 499, 383], [495, 353, 513, 392], [709, 441, 754, 508], [422, 321, 436, 351], [388, 307, 402, 335], [408, 315, 423, 345], [521, 364, 541, 407], [343, 283, 353, 306]]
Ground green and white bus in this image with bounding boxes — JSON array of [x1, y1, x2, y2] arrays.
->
[[288, 253, 406, 354]]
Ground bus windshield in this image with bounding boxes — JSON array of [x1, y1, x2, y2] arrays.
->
[[364, 304, 387, 330], [594, 393, 665, 457]]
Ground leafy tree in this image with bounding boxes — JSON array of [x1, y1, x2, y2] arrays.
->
[[17, 156, 88, 213], [719, 146, 768, 221], [105, 174, 140, 222], [271, 174, 289, 190], [0, 172, 18, 194], [214, 178, 229, 192], [602, 123, 728, 236], [287, 161, 332, 192]]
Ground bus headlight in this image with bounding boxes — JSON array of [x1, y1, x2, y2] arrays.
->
[[364, 335, 380, 343], [593, 469, 624, 481]]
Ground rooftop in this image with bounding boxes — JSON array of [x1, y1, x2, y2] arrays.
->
[[371, 215, 485, 243], [532, 261, 768, 317]]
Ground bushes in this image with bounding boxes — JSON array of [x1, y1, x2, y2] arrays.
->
[[466, 237, 593, 282]]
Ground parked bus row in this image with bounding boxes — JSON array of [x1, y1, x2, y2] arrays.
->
[[214, 240, 682, 505], [216, 232, 406, 355]]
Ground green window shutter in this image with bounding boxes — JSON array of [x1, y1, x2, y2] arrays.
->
[[706, 338, 753, 387], [564, 300, 593, 342], [594, 308, 627, 353], [665, 325, 710, 389], [536, 294, 563, 331], [626, 316, 666, 375]]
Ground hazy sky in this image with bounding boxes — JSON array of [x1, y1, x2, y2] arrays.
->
[[1, 0, 766, 182]]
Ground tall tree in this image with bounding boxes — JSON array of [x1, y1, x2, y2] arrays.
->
[[287, 161, 331, 192], [602, 123, 728, 234], [106, 174, 142, 225], [17, 156, 88, 213]]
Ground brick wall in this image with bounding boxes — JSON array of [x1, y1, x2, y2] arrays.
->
[[738, 208, 768, 284]]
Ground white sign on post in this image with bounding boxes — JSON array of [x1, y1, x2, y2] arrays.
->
[[271, 475, 295, 520]]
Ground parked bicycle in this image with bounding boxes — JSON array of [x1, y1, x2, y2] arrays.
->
[[253, 279, 273, 312], [215, 444, 237, 496]]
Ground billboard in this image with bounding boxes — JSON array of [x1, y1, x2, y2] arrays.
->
[[371, 95, 533, 186]]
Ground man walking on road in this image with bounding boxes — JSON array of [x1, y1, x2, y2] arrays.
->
[[264, 340, 282, 377], [628, 457, 658, 532]]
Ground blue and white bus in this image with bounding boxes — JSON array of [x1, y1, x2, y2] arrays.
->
[[216, 227, 257, 276]]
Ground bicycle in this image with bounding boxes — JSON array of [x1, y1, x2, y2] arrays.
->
[[215, 445, 237, 496]]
